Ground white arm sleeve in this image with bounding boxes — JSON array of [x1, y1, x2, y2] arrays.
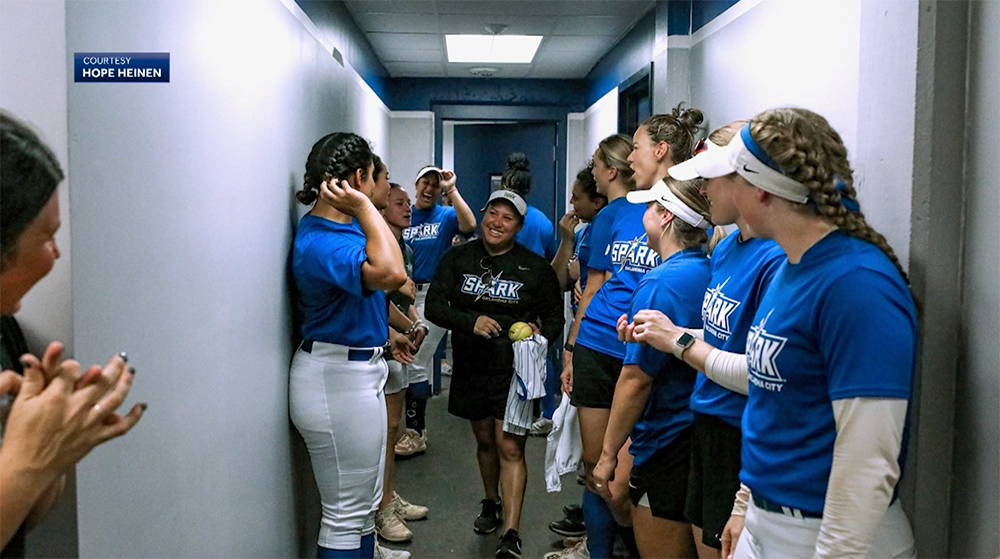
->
[[702, 349, 749, 395], [731, 483, 751, 517], [813, 397, 908, 559]]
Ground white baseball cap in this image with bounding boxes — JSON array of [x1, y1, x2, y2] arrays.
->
[[668, 122, 811, 204], [627, 180, 711, 230], [414, 165, 443, 184], [481, 189, 527, 217]]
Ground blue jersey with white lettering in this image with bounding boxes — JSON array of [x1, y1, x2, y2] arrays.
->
[[404, 204, 460, 283], [517, 205, 557, 259], [577, 200, 660, 359], [293, 214, 388, 348], [740, 232, 916, 515], [625, 248, 711, 465], [691, 233, 785, 427]]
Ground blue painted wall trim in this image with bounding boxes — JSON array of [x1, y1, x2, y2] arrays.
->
[[295, 0, 390, 101], [692, 0, 740, 32], [668, 0, 692, 35], [388, 78, 588, 112], [585, 7, 656, 106]]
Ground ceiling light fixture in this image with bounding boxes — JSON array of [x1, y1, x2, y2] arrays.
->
[[446, 32, 542, 64]]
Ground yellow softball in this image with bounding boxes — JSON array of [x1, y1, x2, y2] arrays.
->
[[509, 322, 533, 342]]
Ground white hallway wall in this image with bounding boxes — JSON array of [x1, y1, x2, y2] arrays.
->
[[951, 1, 999, 556], [61, 0, 388, 556]]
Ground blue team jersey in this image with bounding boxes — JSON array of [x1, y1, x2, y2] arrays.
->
[[577, 200, 659, 359], [404, 204, 460, 283], [624, 248, 711, 465], [293, 215, 389, 348], [517, 205, 558, 259], [691, 233, 785, 427], [740, 232, 916, 515]]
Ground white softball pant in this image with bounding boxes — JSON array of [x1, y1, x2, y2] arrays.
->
[[407, 286, 448, 386], [733, 498, 915, 559], [289, 342, 388, 550]]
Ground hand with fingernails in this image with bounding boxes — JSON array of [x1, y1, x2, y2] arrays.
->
[[473, 315, 502, 339], [0, 341, 145, 547], [318, 178, 374, 217], [558, 211, 580, 239]]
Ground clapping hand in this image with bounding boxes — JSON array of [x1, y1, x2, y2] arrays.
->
[[3, 342, 145, 476]]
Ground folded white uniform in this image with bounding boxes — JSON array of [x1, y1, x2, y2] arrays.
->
[[503, 334, 548, 435], [545, 392, 583, 492]]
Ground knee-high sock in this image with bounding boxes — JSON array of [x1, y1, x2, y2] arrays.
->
[[317, 545, 357, 559], [405, 381, 429, 433], [359, 533, 374, 558], [583, 489, 616, 559]]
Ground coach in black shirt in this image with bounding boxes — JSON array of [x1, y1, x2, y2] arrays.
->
[[426, 189, 563, 558]]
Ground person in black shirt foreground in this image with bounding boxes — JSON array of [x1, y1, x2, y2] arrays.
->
[[426, 189, 564, 558], [1, 112, 145, 557]]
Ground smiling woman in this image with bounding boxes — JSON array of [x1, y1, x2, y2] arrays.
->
[[424, 188, 564, 558], [1, 112, 144, 557]]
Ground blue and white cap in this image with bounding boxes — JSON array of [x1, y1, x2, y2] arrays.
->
[[668, 122, 811, 204]]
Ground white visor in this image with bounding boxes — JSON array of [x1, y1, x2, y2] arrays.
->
[[415, 165, 443, 183], [626, 179, 711, 230], [668, 124, 811, 204]]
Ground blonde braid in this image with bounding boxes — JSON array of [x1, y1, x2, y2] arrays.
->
[[750, 108, 908, 283]]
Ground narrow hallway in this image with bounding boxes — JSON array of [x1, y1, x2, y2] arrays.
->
[[394, 375, 584, 559]]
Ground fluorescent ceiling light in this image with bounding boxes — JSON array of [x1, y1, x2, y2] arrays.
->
[[446, 35, 542, 64]]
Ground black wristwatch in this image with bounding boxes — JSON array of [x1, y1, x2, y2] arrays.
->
[[564, 342, 575, 353]]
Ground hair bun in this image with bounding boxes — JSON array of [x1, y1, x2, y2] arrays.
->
[[506, 152, 529, 171], [679, 108, 704, 131]]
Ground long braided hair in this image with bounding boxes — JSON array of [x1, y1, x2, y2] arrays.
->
[[749, 108, 908, 283], [296, 132, 374, 205]]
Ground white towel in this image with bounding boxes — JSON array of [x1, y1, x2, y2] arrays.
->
[[503, 334, 548, 435], [545, 392, 583, 492]]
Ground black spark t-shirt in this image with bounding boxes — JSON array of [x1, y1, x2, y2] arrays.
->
[[425, 240, 563, 377]]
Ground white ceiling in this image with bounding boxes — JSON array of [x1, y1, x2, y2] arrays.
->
[[344, 0, 656, 79]]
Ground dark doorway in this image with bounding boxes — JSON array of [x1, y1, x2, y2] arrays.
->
[[451, 121, 559, 227], [618, 65, 652, 136]]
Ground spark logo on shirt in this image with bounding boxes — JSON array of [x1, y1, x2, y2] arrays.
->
[[746, 310, 787, 392], [461, 274, 523, 302], [702, 277, 741, 341], [403, 222, 441, 242], [608, 236, 659, 274]]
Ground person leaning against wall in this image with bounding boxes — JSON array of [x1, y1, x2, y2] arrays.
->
[[0, 112, 145, 557]]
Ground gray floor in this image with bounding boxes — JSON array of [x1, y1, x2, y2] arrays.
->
[[392, 375, 584, 559]]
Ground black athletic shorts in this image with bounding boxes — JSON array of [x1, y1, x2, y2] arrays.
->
[[569, 344, 623, 409], [448, 367, 511, 422], [628, 427, 692, 521], [684, 413, 743, 549]]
